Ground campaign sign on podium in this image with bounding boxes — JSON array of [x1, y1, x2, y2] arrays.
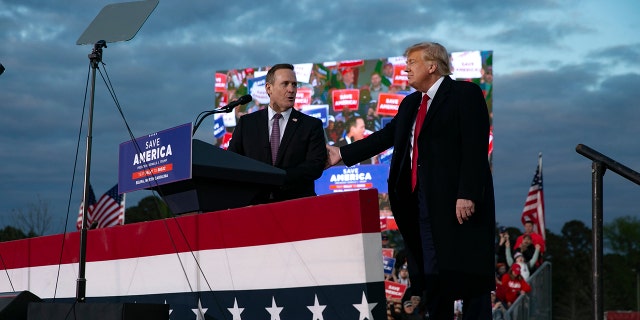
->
[[118, 123, 192, 194], [315, 164, 389, 195]]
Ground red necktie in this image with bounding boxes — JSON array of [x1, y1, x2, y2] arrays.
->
[[411, 94, 429, 191], [270, 113, 282, 165]]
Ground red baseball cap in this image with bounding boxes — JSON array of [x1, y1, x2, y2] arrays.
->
[[341, 68, 353, 76], [511, 263, 521, 276]]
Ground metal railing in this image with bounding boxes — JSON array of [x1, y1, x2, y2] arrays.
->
[[505, 261, 552, 320], [576, 144, 640, 320]]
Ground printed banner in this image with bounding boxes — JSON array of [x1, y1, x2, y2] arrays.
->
[[299, 104, 329, 127], [384, 281, 408, 301], [248, 75, 269, 104], [383, 257, 396, 275], [315, 164, 389, 195], [451, 51, 483, 79], [376, 93, 405, 116], [118, 123, 192, 194], [295, 87, 313, 109], [212, 113, 226, 138], [214, 73, 227, 93], [392, 65, 408, 87], [331, 89, 360, 112]]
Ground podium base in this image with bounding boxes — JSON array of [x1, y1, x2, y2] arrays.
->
[[27, 302, 169, 320], [0, 291, 41, 320]]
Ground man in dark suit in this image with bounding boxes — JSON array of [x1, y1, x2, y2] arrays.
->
[[228, 63, 326, 203], [334, 115, 373, 165], [327, 42, 495, 319]]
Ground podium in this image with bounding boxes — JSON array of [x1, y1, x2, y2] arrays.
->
[[152, 139, 286, 214], [0, 190, 386, 319]]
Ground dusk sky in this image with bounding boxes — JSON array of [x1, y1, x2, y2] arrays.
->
[[1, 0, 639, 235]]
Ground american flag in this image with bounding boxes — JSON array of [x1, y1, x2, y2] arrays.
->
[[521, 154, 545, 239], [76, 184, 97, 230], [77, 184, 125, 230]]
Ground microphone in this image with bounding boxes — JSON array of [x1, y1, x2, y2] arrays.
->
[[192, 94, 254, 136], [218, 94, 252, 112]]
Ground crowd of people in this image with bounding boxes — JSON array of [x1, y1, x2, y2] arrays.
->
[[381, 219, 545, 320]]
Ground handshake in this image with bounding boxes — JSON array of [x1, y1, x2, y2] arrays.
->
[[325, 144, 341, 169]]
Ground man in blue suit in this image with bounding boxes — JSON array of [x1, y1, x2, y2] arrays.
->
[[228, 63, 326, 203], [327, 42, 495, 319]]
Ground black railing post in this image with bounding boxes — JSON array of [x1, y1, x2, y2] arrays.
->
[[592, 161, 605, 320], [576, 144, 640, 320]]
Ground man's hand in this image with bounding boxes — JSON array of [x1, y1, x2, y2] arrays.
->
[[325, 144, 342, 168], [455, 198, 475, 224]]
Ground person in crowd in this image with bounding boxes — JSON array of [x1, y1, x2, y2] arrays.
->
[[396, 263, 411, 287], [410, 295, 423, 318], [491, 291, 507, 320], [382, 62, 395, 86], [495, 226, 509, 265], [335, 115, 374, 165], [338, 68, 357, 89], [326, 41, 495, 319], [453, 300, 463, 319], [227, 63, 326, 203], [382, 232, 392, 248], [514, 220, 545, 255], [335, 115, 366, 145], [364, 103, 382, 132], [498, 263, 531, 308], [369, 72, 389, 101], [390, 300, 422, 320], [507, 234, 542, 273], [324, 115, 340, 145], [507, 252, 530, 281], [495, 262, 507, 289]]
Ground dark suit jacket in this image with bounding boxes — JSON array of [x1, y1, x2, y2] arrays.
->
[[227, 108, 326, 203], [341, 76, 495, 297]]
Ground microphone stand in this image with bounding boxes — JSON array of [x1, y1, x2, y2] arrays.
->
[[192, 105, 235, 136], [77, 40, 107, 303]]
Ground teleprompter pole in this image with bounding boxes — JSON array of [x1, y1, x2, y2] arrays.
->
[[77, 40, 107, 303]]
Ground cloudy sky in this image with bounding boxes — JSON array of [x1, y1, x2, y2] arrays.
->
[[1, 0, 639, 235]]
